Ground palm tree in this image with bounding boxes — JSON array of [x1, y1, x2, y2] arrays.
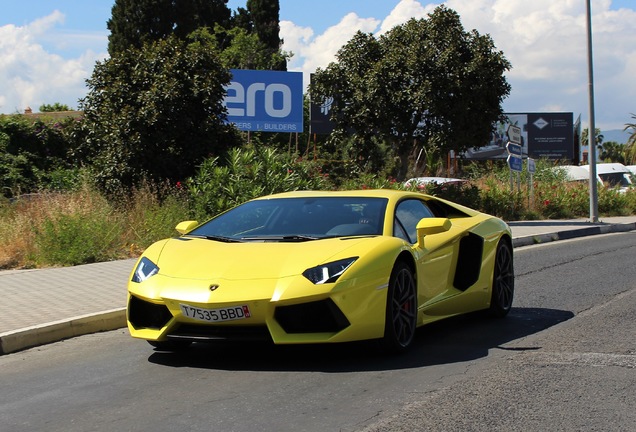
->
[[624, 114, 636, 165], [581, 128, 604, 162], [598, 141, 625, 163]]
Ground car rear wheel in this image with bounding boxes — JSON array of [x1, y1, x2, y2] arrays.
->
[[147, 340, 192, 351], [489, 239, 514, 317], [382, 261, 417, 352]]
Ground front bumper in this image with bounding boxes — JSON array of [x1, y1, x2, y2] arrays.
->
[[126, 271, 389, 345]]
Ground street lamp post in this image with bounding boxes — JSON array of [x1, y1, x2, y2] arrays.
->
[[586, 0, 599, 222]]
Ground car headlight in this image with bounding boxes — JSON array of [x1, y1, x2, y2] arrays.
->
[[132, 257, 159, 283], [303, 257, 357, 285]]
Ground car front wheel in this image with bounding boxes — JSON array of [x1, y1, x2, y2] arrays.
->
[[382, 261, 417, 352], [489, 239, 514, 317]]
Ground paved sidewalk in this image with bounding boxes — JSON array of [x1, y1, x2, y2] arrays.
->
[[1, 216, 635, 355]]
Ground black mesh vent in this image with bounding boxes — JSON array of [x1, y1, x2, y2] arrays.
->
[[275, 299, 350, 334], [128, 295, 173, 329]]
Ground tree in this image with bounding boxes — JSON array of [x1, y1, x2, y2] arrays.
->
[[598, 141, 625, 164], [581, 127, 604, 148], [216, 25, 289, 70], [624, 113, 636, 165], [173, 0, 231, 39], [79, 32, 240, 195], [581, 127, 605, 163], [107, 0, 174, 55], [246, 0, 285, 70], [39, 103, 72, 112], [310, 6, 511, 178], [107, 0, 231, 56]]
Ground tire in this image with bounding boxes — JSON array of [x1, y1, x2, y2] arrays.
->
[[489, 239, 514, 317], [382, 261, 417, 352], [147, 340, 192, 351]]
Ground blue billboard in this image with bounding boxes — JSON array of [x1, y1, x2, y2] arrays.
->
[[224, 70, 303, 132]]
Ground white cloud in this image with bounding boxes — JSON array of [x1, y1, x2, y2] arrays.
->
[[282, 12, 380, 78], [378, 0, 433, 34], [0, 11, 107, 113]]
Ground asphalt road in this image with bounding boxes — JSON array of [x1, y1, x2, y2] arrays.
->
[[1, 232, 635, 432]]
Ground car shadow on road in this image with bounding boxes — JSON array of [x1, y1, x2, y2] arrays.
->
[[147, 307, 573, 372]]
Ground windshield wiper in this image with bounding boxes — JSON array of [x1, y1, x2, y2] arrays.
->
[[281, 235, 319, 242], [240, 235, 320, 242], [184, 234, 242, 243]]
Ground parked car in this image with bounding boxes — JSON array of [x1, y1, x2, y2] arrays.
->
[[552, 165, 590, 183], [553, 164, 633, 192], [581, 163, 633, 192], [404, 177, 468, 190]]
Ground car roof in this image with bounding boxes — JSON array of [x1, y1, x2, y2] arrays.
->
[[256, 189, 427, 201], [581, 163, 630, 175], [406, 177, 465, 183], [553, 165, 589, 181]]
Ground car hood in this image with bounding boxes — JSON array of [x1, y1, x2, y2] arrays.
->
[[153, 236, 373, 281]]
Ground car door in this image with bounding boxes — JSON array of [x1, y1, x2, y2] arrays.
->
[[393, 198, 461, 314]]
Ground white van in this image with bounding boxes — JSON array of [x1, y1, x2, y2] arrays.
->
[[553, 165, 590, 182], [581, 163, 633, 192]]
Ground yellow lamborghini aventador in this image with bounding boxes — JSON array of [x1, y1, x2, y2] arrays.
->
[[127, 189, 514, 352]]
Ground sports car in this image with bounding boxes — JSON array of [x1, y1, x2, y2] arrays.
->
[[127, 189, 514, 352]]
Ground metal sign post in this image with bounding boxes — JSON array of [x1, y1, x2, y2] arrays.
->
[[527, 158, 536, 208], [506, 125, 523, 194]]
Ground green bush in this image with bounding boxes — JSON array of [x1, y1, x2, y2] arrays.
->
[[34, 210, 123, 266], [598, 187, 631, 216], [79, 34, 240, 196], [123, 183, 191, 252], [533, 181, 588, 219], [0, 115, 80, 197], [478, 177, 526, 221], [626, 189, 636, 214], [420, 182, 482, 210], [338, 172, 401, 190], [187, 146, 330, 220]]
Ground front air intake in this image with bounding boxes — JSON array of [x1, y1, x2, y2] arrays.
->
[[275, 299, 350, 334], [128, 296, 173, 329]]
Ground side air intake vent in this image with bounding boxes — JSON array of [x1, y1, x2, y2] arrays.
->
[[453, 233, 484, 291]]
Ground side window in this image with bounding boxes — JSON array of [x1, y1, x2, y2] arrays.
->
[[393, 199, 434, 243]]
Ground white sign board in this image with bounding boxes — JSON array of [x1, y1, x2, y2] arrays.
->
[[507, 125, 522, 144]]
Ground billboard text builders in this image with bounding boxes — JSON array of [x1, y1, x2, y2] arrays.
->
[[224, 69, 303, 132]]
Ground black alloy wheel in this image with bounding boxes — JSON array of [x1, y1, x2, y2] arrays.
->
[[489, 239, 514, 317], [382, 261, 417, 352]]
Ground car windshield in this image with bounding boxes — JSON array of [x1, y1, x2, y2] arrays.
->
[[599, 172, 632, 187], [188, 197, 388, 241]]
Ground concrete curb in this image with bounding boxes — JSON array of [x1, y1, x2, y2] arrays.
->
[[0, 308, 126, 355], [512, 222, 636, 248]]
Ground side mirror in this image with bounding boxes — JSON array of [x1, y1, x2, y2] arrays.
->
[[175, 220, 199, 235], [416, 217, 451, 246]]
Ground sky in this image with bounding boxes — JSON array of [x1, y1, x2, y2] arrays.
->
[[1, 0, 635, 132]]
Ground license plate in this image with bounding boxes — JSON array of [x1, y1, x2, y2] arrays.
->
[[179, 304, 251, 323]]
